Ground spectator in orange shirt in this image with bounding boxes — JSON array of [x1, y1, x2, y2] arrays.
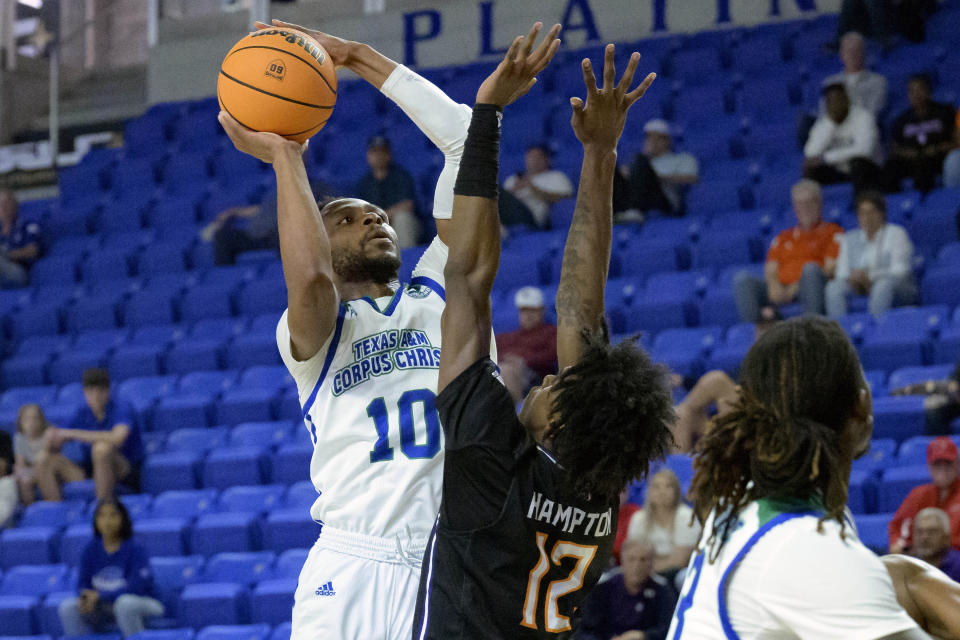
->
[[890, 437, 960, 554], [495, 286, 558, 403], [733, 180, 842, 323]]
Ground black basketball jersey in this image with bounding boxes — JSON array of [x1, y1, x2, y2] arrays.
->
[[412, 358, 617, 639]]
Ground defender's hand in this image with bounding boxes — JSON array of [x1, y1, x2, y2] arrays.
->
[[255, 19, 352, 68], [476, 22, 561, 108], [570, 44, 656, 152], [218, 111, 306, 164]]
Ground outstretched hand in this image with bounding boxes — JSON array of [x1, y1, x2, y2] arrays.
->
[[254, 19, 352, 68], [218, 111, 306, 164], [570, 44, 656, 151], [476, 22, 561, 107]]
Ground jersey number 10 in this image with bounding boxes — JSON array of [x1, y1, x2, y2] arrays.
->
[[521, 531, 598, 633], [366, 389, 441, 461]]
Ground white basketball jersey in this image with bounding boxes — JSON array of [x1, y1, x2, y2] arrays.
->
[[278, 238, 488, 540], [667, 498, 918, 639]]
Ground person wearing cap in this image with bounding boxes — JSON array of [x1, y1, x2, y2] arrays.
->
[[733, 179, 842, 323], [34, 368, 142, 501], [624, 119, 698, 217], [494, 286, 558, 402], [890, 437, 960, 554], [803, 81, 883, 195], [354, 135, 420, 248], [502, 144, 574, 229], [908, 507, 960, 583]]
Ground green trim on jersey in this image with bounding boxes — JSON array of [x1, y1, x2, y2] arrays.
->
[[755, 496, 825, 527]]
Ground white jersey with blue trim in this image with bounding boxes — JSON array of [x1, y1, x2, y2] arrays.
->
[[667, 498, 919, 640], [277, 237, 461, 540]]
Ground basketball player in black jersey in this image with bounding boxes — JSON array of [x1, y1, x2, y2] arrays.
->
[[412, 30, 676, 640]]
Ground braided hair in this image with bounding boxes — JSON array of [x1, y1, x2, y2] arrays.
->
[[689, 316, 867, 561]]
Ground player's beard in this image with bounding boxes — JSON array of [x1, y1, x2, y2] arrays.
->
[[331, 246, 401, 285]]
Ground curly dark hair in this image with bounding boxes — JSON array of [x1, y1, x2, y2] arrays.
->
[[549, 331, 675, 499], [689, 316, 866, 561]]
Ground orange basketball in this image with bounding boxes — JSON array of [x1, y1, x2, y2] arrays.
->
[[217, 28, 337, 143]]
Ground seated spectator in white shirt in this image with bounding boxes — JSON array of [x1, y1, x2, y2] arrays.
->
[[825, 190, 917, 318], [823, 32, 888, 117], [501, 144, 573, 229], [804, 82, 884, 195], [624, 119, 699, 218]]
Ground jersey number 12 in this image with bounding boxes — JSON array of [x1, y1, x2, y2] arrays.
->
[[366, 389, 441, 461], [521, 531, 598, 633]]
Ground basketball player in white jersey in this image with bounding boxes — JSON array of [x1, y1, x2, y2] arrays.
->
[[666, 316, 930, 640], [218, 20, 562, 640]]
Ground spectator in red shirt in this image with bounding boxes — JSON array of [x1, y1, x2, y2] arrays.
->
[[733, 180, 842, 323], [495, 286, 558, 403], [890, 437, 960, 553]]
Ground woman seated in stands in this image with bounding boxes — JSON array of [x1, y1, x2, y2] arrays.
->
[[58, 501, 164, 637]]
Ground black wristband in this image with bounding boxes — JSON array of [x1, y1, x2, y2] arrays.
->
[[453, 104, 502, 199]]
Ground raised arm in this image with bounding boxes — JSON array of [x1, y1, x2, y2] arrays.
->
[[556, 45, 655, 368], [219, 113, 339, 361], [438, 23, 560, 393]]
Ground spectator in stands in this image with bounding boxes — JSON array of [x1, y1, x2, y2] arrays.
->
[[623, 119, 699, 218], [733, 180, 842, 323], [35, 369, 141, 501], [909, 507, 960, 583], [502, 144, 573, 229], [885, 74, 956, 193], [890, 437, 960, 553], [13, 403, 60, 505], [614, 487, 642, 565], [0, 430, 16, 529], [804, 82, 883, 194], [825, 190, 917, 318], [58, 501, 164, 637], [824, 32, 888, 117], [354, 135, 420, 247], [626, 469, 701, 580], [495, 286, 558, 403], [578, 538, 678, 640], [890, 360, 960, 436], [943, 108, 960, 188], [0, 188, 42, 288]]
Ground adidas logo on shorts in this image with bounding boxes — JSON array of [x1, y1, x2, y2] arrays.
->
[[315, 581, 336, 597]]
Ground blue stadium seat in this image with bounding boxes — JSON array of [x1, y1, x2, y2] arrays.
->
[[907, 189, 960, 254], [149, 555, 205, 618], [20, 500, 86, 528], [59, 525, 93, 568], [934, 326, 960, 365], [273, 548, 308, 580], [151, 394, 214, 431], [847, 469, 873, 514], [8, 301, 63, 340], [215, 151, 267, 189], [852, 438, 897, 477], [178, 371, 237, 396], [198, 266, 256, 290], [887, 365, 956, 392], [146, 196, 201, 230], [691, 231, 757, 269], [180, 284, 236, 324], [270, 622, 291, 640], [251, 579, 297, 625], [80, 250, 135, 283], [202, 447, 268, 489], [854, 512, 894, 553], [129, 631, 195, 640], [179, 583, 250, 627], [920, 266, 960, 308], [138, 243, 188, 277], [262, 509, 319, 553], [2, 355, 51, 387], [879, 465, 929, 513], [61, 480, 97, 503], [493, 250, 546, 291], [135, 518, 189, 557], [204, 552, 275, 586], [141, 452, 202, 493], [163, 153, 212, 197], [166, 427, 229, 454], [238, 366, 291, 392], [214, 388, 276, 426], [219, 485, 286, 515], [936, 242, 960, 266], [668, 46, 722, 84], [235, 280, 288, 317], [859, 306, 948, 371], [64, 295, 121, 333], [863, 369, 888, 397], [127, 325, 183, 351], [616, 239, 681, 280], [194, 625, 271, 640], [229, 422, 291, 449], [37, 590, 74, 636], [108, 344, 164, 380], [224, 335, 282, 369], [0, 596, 38, 635], [164, 338, 225, 375], [0, 564, 68, 597], [624, 293, 692, 333], [141, 431, 167, 457], [269, 444, 312, 486], [72, 329, 129, 352], [274, 390, 301, 421], [152, 489, 219, 520], [118, 494, 154, 520], [30, 256, 80, 287], [871, 396, 926, 442], [47, 349, 108, 386], [686, 180, 747, 214], [282, 482, 316, 511], [0, 528, 60, 568], [190, 318, 248, 342], [248, 314, 281, 337], [896, 436, 940, 468], [0, 386, 58, 409], [190, 512, 261, 555], [123, 290, 178, 328], [115, 375, 177, 414]]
